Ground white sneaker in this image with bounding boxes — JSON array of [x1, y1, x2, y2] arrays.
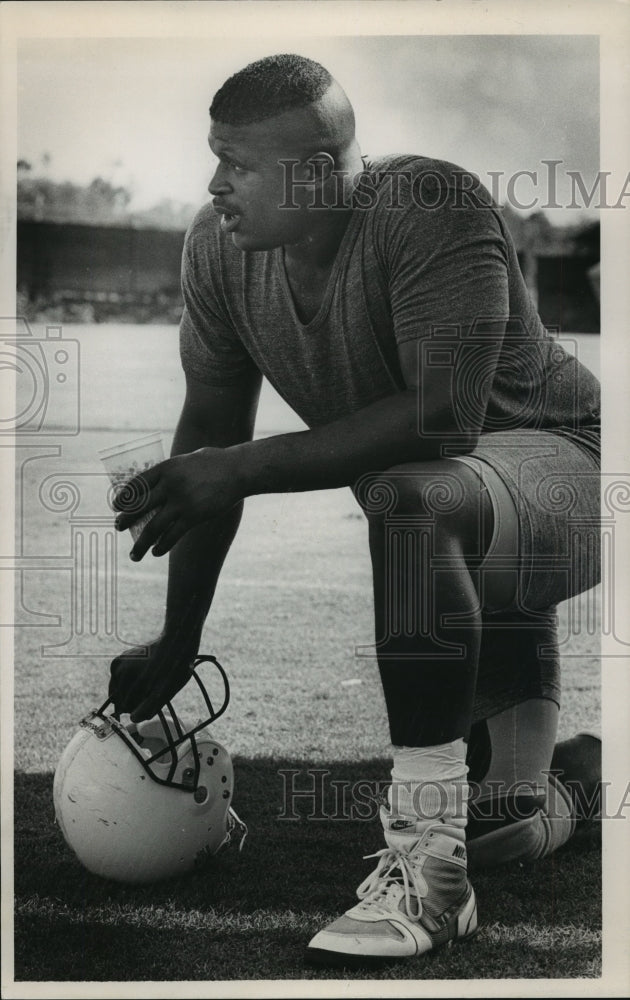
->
[[307, 821, 478, 966]]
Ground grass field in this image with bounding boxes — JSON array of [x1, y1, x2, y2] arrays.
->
[[9, 325, 603, 989]]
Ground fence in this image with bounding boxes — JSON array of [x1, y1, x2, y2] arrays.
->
[[17, 220, 600, 332]]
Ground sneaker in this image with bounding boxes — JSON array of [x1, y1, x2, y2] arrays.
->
[[307, 822, 478, 967]]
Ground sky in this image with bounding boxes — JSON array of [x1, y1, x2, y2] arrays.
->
[[17, 34, 599, 222]]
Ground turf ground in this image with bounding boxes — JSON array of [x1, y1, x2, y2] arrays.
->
[[10, 324, 602, 988]]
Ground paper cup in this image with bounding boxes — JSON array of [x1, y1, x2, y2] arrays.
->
[[99, 433, 165, 543]]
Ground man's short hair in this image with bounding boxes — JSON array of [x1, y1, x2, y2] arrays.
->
[[210, 54, 333, 125]]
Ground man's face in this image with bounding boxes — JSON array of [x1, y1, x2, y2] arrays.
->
[[208, 115, 313, 252]]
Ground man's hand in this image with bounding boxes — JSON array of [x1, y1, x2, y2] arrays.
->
[[113, 447, 245, 561], [109, 633, 200, 722]]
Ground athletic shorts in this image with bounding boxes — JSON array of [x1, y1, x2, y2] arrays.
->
[[452, 429, 601, 614]]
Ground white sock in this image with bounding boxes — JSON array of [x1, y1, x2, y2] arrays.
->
[[389, 740, 469, 830]]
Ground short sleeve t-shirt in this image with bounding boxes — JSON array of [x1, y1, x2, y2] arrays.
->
[[179, 154, 600, 459]]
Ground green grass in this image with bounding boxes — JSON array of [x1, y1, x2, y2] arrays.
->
[[14, 761, 601, 982]]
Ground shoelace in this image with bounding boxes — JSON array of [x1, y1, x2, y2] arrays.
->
[[356, 847, 428, 920]]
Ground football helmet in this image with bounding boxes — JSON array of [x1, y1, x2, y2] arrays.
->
[[53, 655, 247, 884]]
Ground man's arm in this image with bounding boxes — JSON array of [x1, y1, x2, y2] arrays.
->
[[229, 322, 505, 497], [109, 369, 261, 721], [115, 318, 506, 563], [162, 370, 261, 640]]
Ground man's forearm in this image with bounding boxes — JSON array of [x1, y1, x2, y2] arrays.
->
[[161, 414, 243, 641], [161, 507, 243, 643], [231, 388, 470, 497]]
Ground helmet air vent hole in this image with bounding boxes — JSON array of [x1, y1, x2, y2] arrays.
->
[[221, 776, 227, 783], [222, 790, 229, 799], [194, 786, 208, 804], [212, 748, 219, 756]]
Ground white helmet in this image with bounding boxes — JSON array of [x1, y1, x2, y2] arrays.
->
[[53, 656, 247, 884]]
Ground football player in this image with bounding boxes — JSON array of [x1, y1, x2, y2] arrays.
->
[[109, 55, 601, 965]]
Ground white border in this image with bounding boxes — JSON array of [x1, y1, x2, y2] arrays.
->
[[1, 2, 629, 998]]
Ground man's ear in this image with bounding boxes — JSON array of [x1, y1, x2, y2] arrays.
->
[[305, 152, 335, 185]]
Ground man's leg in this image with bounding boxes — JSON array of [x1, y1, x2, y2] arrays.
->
[[308, 432, 600, 964], [466, 702, 601, 868], [461, 446, 600, 867], [308, 458, 489, 964], [466, 699, 576, 868]]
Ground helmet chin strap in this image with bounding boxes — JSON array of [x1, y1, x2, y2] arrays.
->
[[227, 807, 249, 852]]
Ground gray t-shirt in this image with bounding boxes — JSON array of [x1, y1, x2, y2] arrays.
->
[[179, 154, 600, 458]]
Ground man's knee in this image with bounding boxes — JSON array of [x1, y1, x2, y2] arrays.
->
[[354, 460, 484, 527]]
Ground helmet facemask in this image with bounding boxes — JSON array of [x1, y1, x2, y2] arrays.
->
[[54, 656, 247, 883]]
